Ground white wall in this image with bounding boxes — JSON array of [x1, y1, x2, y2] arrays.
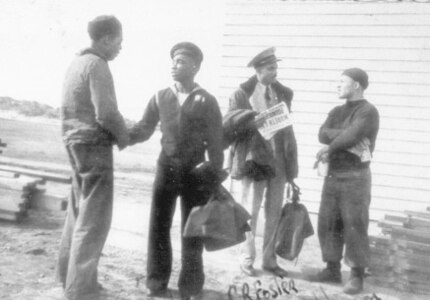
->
[[221, 0, 430, 221]]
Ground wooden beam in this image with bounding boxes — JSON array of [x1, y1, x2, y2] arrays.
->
[[0, 188, 27, 212], [0, 209, 25, 222], [28, 190, 68, 211], [404, 210, 430, 220], [0, 164, 71, 184]]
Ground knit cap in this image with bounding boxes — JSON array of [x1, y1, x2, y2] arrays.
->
[[342, 68, 369, 90]]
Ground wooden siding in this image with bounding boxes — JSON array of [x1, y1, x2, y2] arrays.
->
[[221, 0, 430, 221]]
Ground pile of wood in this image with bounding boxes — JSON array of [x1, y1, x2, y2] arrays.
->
[[0, 171, 69, 222], [0, 140, 70, 221], [369, 207, 430, 295]]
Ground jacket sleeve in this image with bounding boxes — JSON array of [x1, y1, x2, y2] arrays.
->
[[205, 96, 224, 171], [318, 107, 343, 145], [228, 89, 249, 111], [327, 105, 379, 154], [128, 95, 159, 145], [88, 59, 129, 149]]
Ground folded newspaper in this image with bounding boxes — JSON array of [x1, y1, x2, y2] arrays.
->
[[255, 102, 292, 140], [347, 137, 372, 162]]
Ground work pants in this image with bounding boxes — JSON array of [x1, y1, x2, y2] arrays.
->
[[146, 155, 206, 296], [56, 143, 114, 300], [318, 168, 371, 268], [238, 147, 287, 269]]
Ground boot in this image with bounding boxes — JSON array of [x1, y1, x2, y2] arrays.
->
[[343, 267, 364, 295], [310, 262, 342, 283]]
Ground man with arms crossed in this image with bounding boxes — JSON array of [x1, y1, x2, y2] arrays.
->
[[313, 68, 379, 295], [129, 42, 224, 300], [57, 15, 129, 300]]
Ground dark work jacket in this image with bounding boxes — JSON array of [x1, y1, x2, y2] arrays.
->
[[129, 86, 224, 172], [227, 75, 298, 181]]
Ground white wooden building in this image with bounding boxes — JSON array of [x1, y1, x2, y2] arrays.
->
[[219, 0, 430, 221]]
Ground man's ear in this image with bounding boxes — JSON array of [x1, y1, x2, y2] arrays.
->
[[353, 81, 360, 90]]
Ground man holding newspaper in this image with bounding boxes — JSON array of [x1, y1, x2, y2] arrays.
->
[[227, 47, 298, 277]]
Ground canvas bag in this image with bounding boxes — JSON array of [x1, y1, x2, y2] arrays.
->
[[275, 182, 314, 260], [184, 185, 251, 251]]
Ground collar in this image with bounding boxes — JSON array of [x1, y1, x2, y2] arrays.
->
[[78, 47, 108, 61], [170, 83, 202, 96]]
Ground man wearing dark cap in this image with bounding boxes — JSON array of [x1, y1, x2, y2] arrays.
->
[[227, 47, 298, 277], [129, 42, 224, 300], [56, 15, 129, 300], [312, 68, 379, 294]]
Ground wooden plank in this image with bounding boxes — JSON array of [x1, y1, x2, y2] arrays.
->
[[0, 209, 25, 222], [404, 211, 430, 220], [226, 1, 430, 15], [404, 217, 430, 230], [0, 188, 27, 212], [0, 176, 43, 192], [0, 164, 71, 184], [224, 35, 429, 51], [220, 56, 430, 73], [395, 239, 430, 253], [390, 227, 430, 244], [225, 14, 430, 26], [28, 190, 67, 211], [222, 45, 430, 63]]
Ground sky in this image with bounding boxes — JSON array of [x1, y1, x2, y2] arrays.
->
[[0, 0, 226, 120]]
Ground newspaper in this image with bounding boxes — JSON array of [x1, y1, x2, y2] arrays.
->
[[347, 137, 372, 162], [255, 102, 292, 140]]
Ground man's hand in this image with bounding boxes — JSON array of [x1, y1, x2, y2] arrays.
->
[[316, 145, 329, 163]]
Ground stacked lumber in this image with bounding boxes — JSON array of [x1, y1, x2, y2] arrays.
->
[[0, 141, 70, 221], [369, 207, 430, 295], [0, 173, 69, 221], [0, 173, 44, 221]]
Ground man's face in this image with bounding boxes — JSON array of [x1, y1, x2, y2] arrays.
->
[[104, 33, 123, 61], [337, 75, 356, 99], [256, 62, 278, 85], [171, 54, 197, 82]]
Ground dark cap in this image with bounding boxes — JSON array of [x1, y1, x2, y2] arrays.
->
[[170, 42, 203, 66], [342, 68, 369, 90], [247, 47, 281, 68]]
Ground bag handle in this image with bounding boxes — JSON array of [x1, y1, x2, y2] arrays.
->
[[286, 181, 301, 204]]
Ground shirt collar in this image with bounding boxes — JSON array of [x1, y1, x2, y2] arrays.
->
[[78, 47, 108, 61]]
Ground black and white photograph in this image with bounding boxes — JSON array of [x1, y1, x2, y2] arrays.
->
[[0, 0, 429, 299]]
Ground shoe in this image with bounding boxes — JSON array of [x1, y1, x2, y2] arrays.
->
[[310, 267, 342, 283], [343, 276, 363, 294], [343, 268, 364, 294], [310, 261, 342, 283], [240, 264, 257, 277], [262, 266, 289, 278], [146, 287, 169, 298]]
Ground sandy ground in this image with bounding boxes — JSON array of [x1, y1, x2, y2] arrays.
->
[[0, 171, 427, 300], [0, 117, 428, 300]]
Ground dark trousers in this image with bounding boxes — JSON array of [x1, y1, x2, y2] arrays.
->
[[56, 143, 113, 300], [146, 156, 206, 295], [318, 168, 371, 268]]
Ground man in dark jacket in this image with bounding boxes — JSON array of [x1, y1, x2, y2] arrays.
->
[[228, 47, 298, 277], [129, 42, 224, 300], [312, 68, 379, 295], [56, 15, 129, 300]]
